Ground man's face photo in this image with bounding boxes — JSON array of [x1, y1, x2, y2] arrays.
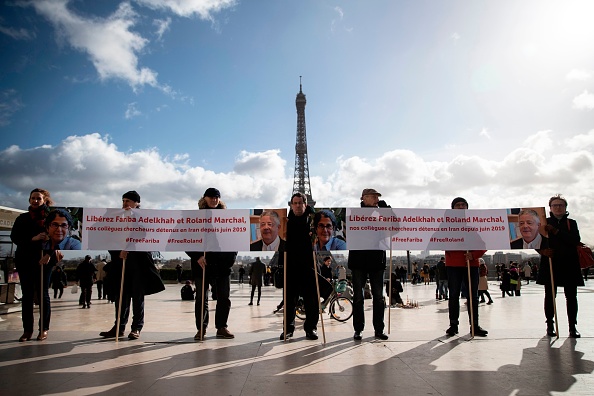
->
[[259, 215, 280, 245], [47, 215, 69, 245], [518, 213, 539, 243]]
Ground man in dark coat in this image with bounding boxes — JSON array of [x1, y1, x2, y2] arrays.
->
[[76, 255, 96, 308], [248, 257, 266, 305], [99, 191, 165, 340], [187, 188, 237, 340], [281, 192, 319, 341], [537, 195, 584, 338], [349, 188, 389, 341]]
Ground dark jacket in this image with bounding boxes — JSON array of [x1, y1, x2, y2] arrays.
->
[[537, 214, 584, 287], [249, 258, 266, 287], [285, 205, 315, 287], [348, 202, 387, 272], [187, 200, 237, 279], [107, 250, 165, 296], [10, 208, 47, 273], [76, 259, 97, 287]]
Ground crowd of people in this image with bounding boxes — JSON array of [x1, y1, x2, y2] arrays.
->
[[10, 187, 587, 342]]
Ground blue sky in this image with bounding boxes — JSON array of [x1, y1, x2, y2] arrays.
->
[[1, 0, 594, 244]]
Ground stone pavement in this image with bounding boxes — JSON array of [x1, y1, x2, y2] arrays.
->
[[0, 280, 593, 395]]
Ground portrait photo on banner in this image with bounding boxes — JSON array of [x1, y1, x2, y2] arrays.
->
[[313, 207, 348, 252], [507, 207, 548, 250], [249, 209, 287, 252]]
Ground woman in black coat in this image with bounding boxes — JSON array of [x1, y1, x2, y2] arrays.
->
[[10, 188, 54, 342], [537, 195, 584, 338]]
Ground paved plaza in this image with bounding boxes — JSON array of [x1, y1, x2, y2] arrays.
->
[[1, 279, 593, 395]]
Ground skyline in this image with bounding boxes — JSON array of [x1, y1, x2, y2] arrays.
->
[[1, 0, 594, 245]]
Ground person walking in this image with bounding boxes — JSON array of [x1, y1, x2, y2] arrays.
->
[[76, 255, 96, 308], [478, 259, 493, 304], [248, 257, 266, 305]]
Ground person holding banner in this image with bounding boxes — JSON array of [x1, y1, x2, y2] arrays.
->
[[349, 188, 389, 341], [11, 188, 53, 342], [99, 191, 165, 340], [445, 197, 488, 337], [281, 192, 319, 340], [537, 195, 584, 338], [187, 188, 237, 340]]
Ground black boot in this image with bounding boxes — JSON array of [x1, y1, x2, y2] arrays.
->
[[546, 321, 556, 337], [569, 325, 581, 338]]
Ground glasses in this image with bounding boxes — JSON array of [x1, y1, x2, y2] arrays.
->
[[317, 224, 334, 230], [551, 204, 566, 208], [50, 222, 69, 229]]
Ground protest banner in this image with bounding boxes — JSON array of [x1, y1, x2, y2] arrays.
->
[[82, 208, 250, 251]]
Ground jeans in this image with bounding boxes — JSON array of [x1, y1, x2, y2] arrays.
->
[[544, 284, 578, 326], [195, 274, 231, 330], [19, 264, 52, 332], [438, 280, 448, 298], [114, 271, 145, 332], [284, 276, 319, 334], [352, 269, 385, 333], [447, 266, 479, 328]]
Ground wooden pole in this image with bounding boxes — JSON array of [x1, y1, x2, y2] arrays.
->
[[388, 245, 393, 334], [39, 252, 44, 336], [283, 251, 287, 342], [313, 252, 325, 344], [115, 256, 126, 343], [466, 253, 475, 339], [199, 253, 206, 341], [549, 257, 560, 338]]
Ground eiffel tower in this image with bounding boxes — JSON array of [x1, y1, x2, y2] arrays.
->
[[291, 77, 315, 206]]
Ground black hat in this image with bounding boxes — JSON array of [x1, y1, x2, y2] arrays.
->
[[451, 197, 468, 209], [123, 190, 141, 203], [204, 187, 221, 198]]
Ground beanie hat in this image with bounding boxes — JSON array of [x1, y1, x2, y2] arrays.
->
[[451, 197, 468, 209], [122, 190, 141, 203]]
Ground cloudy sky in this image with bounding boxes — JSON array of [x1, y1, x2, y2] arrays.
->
[[1, 0, 594, 245]]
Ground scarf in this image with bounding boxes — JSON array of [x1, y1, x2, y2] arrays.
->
[[29, 204, 50, 228]]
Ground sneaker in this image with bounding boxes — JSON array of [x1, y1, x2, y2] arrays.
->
[[216, 327, 235, 339], [279, 331, 293, 340], [487, 301, 493, 305], [374, 332, 389, 340], [569, 327, 581, 338], [99, 327, 124, 338], [446, 325, 459, 336], [128, 330, 140, 340], [472, 326, 488, 337], [305, 330, 318, 340], [353, 331, 363, 341]]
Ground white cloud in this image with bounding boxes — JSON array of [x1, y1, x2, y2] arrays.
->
[[153, 17, 171, 40], [134, 0, 237, 19], [125, 102, 142, 119], [566, 69, 592, 81], [451, 32, 460, 41], [0, 24, 36, 40], [0, 89, 24, 127], [479, 127, 491, 140], [572, 90, 594, 110], [1, 132, 594, 243], [32, 0, 159, 90]]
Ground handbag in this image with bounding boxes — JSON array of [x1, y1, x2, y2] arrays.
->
[[566, 220, 594, 268], [71, 284, 79, 294], [577, 244, 594, 269]]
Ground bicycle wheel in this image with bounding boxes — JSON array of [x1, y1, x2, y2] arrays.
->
[[330, 296, 353, 322]]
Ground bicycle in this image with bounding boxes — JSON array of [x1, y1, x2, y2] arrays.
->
[[295, 279, 353, 322]]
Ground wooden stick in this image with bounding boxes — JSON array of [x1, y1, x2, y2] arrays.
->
[[466, 253, 474, 339], [388, 244, 393, 334], [283, 251, 287, 342], [40, 251, 44, 335], [549, 257, 560, 338], [313, 252, 325, 344], [200, 253, 206, 341], [115, 256, 126, 343]]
